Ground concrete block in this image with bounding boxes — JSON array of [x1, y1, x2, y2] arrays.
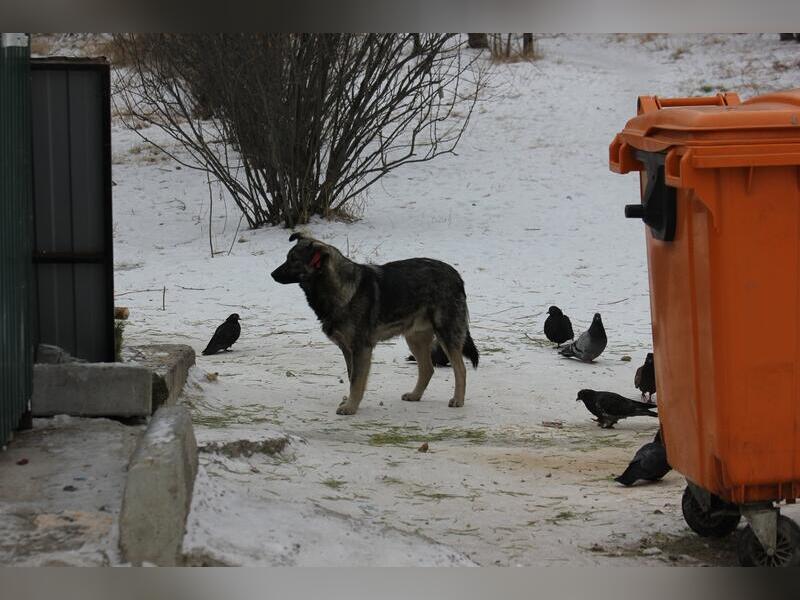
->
[[122, 344, 196, 411], [32, 363, 152, 417], [36, 343, 86, 364], [118, 406, 198, 566]]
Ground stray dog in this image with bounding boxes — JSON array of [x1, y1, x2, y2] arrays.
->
[[271, 233, 479, 415]]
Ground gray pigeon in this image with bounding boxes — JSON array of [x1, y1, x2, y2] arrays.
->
[[202, 313, 241, 355], [614, 429, 671, 486], [559, 313, 607, 362], [576, 389, 658, 428]]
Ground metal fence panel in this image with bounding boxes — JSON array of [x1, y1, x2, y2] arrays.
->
[[31, 58, 114, 363], [0, 34, 33, 446]]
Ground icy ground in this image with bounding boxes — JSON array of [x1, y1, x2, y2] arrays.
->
[[112, 34, 800, 566]]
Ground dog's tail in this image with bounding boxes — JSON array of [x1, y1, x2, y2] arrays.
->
[[462, 330, 479, 369]]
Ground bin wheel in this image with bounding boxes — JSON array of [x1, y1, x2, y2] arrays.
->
[[681, 486, 741, 538], [737, 516, 800, 567]]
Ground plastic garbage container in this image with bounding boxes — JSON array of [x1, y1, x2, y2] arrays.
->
[[610, 90, 800, 566]]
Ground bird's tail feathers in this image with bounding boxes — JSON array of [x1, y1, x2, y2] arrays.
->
[[559, 343, 576, 357], [614, 466, 638, 486]]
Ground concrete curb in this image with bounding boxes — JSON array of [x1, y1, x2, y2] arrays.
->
[[122, 344, 196, 411], [118, 405, 198, 566], [32, 363, 152, 417]]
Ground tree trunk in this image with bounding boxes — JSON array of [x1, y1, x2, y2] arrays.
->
[[523, 33, 534, 57], [467, 33, 488, 49]]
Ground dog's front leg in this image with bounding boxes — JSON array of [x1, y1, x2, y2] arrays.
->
[[337, 346, 373, 415], [337, 344, 353, 380]]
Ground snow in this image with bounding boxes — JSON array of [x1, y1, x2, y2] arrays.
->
[[111, 34, 800, 566]]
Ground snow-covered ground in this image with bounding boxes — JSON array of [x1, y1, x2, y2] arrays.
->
[[111, 34, 800, 566]]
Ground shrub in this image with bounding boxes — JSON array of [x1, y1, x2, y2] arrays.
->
[[113, 34, 487, 228]]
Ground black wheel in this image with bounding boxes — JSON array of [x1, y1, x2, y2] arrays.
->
[[681, 485, 741, 538], [738, 515, 800, 567]]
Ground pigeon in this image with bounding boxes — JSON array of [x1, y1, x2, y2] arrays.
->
[[575, 389, 658, 428], [559, 313, 607, 362], [634, 352, 656, 402], [202, 313, 241, 355], [406, 340, 451, 367], [615, 429, 671, 486], [544, 305, 574, 347]]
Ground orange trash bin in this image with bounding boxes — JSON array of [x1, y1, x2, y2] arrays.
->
[[610, 90, 800, 566]]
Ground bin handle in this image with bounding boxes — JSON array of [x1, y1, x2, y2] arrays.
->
[[638, 93, 741, 115]]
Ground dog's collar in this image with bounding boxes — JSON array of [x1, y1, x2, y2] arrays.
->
[[310, 250, 322, 269]]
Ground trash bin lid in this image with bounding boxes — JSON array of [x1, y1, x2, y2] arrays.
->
[[618, 89, 800, 153]]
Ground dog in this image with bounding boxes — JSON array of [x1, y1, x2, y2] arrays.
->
[[271, 233, 479, 415]]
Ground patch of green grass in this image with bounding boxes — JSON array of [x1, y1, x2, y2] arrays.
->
[[480, 346, 505, 354], [495, 489, 531, 497], [368, 425, 487, 447], [321, 478, 346, 490], [191, 402, 283, 429], [445, 526, 480, 536], [381, 476, 405, 485], [546, 510, 578, 524], [521, 334, 553, 349]]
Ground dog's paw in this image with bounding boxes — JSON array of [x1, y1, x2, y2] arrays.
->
[[336, 403, 358, 415], [401, 392, 421, 402], [447, 397, 464, 408]]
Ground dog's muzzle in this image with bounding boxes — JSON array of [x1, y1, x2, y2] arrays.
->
[[271, 263, 298, 284]]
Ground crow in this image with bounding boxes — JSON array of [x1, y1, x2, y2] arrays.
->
[[544, 305, 574, 347], [634, 352, 656, 402], [615, 429, 671, 486], [407, 340, 451, 367], [559, 313, 607, 362], [576, 389, 658, 428], [202, 313, 241, 356]]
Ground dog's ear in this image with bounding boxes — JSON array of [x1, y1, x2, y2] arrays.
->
[[289, 232, 305, 242], [307, 241, 330, 270]]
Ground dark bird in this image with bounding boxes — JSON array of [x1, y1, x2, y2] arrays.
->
[[559, 313, 607, 362], [576, 389, 658, 428], [544, 305, 574, 347], [634, 352, 656, 402], [202, 313, 241, 356], [614, 429, 671, 486], [407, 340, 450, 367]]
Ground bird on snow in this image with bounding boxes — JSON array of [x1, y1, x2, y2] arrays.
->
[[559, 313, 607, 362], [407, 340, 451, 367], [576, 389, 658, 429], [544, 305, 574, 347], [202, 313, 241, 356], [634, 352, 656, 403], [614, 429, 671, 486]]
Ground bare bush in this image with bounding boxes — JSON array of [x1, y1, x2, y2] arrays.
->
[[488, 34, 539, 62], [112, 34, 486, 228]]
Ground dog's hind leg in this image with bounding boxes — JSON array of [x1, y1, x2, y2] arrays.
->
[[436, 333, 467, 407], [434, 310, 469, 408], [446, 349, 467, 408], [402, 330, 435, 402], [337, 346, 373, 415]]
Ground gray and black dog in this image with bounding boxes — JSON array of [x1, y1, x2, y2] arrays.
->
[[271, 233, 479, 415]]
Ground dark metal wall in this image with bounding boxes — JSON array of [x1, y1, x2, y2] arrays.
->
[[0, 34, 33, 446], [31, 59, 114, 362]]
